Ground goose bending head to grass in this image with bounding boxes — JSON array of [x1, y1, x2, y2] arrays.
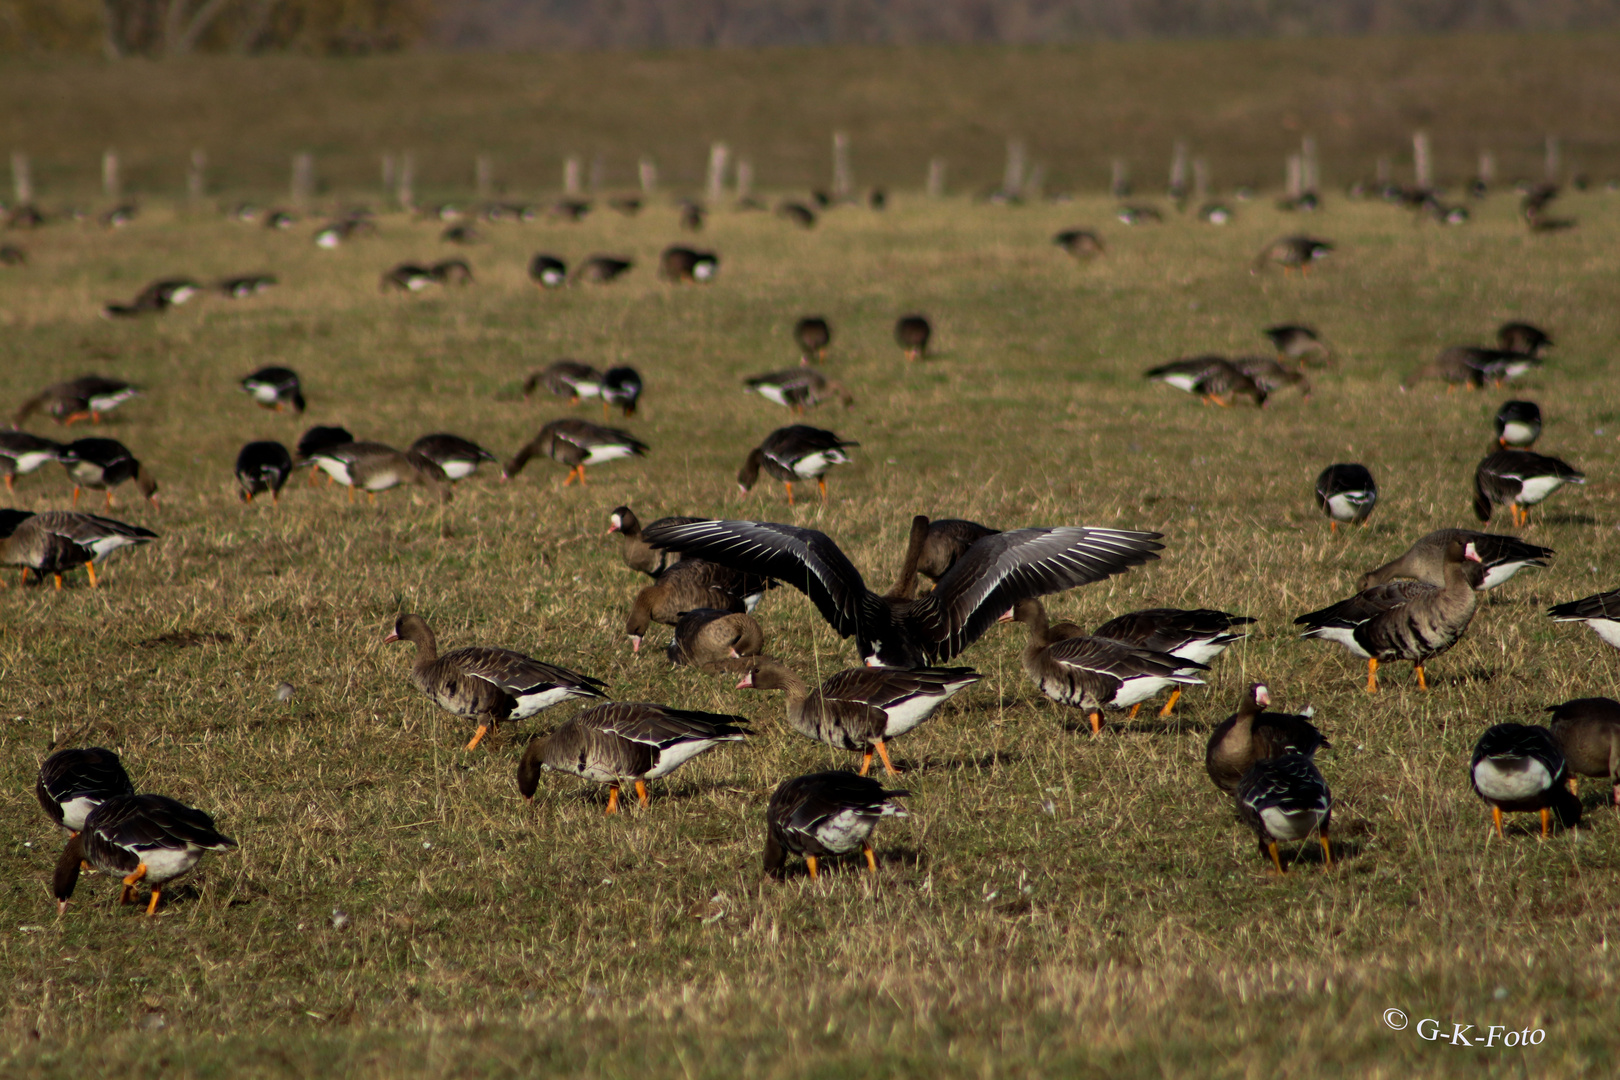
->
[[54, 793, 236, 915], [1090, 606, 1252, 717], [240, 367, 305, 413], [36, 747, 135, 834], [523, 362, 605, 405], [764, 771, 908, 881], [894, 315, 931, 361], [1470, 723, 1580, 839], [408, 434, 498, 481], [234, 441, 293, 504], [667, 608, 765, 671], [794, 316, 831, 362], [1237, 754, 1333, 873], [1473, 447, 1584, 526], [624, 558, 774, 653], [744, 367, 853, 414], [14, 377, 138, 427], [307, 442, 452, 504], [1494, 401, 1542, 448], [1252, 235, 1332, 275], [504, 419, 648, 487], [1143, 357, 1267, 408], [1314, 464, 1377, 531], [1546, 698, 1620, 807], [0, 432, 63, 493], [59, 439, 158, 509], [737, 425, 858, 505], [0, 509, 157, 589]]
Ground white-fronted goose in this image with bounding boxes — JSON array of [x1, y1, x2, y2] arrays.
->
[[764, 771, 908, 880], [1092, 607, 1252, 717], [1471, 348, 1542, 386], [385, 614, 608, 750], [1405, 346, 1491, 390], [777, 202, 817, 228], [314, 217, 374, 248], [60, 439, 157, 508], [1547, 698, 1620, 806], [794, 317, 831, 362], [55, 793, 236, 915], [1144, 356, 1268, 408], [0, 431, 62, 492], [882, 515, 1003, 602], [574, 255, 633, 283], [523, 362, 605, 405], [529, 254, 567, 288], [235, 441, 293, 504], [294, 425, 352, 486], [308, 442, 452, 504], [895, 315, 931, 361], [1053, 229, 1105, 258], [217, 274, 277, 298], [667, 608, 765, 670], [516, 703, 749, 813], [15, 376, 138, 427], [642, 519, 1164, 669], [1228, 355, 1310, 399], [240, 366, 305, 413], [738, 425, 858, 505], [36, 747, 135, 834], [505, 420, 648, 486], [659, 246, 718, 283], [1474, 447, 1584, 526], [625, 558, 773, 652], [1470, 724, 1581, 838], [1314, 463, 1377, 530], [1205, 683, 1328, 797], [607, 506, 699, 577], [1198, 203, 1234, 224], [102, 278, 200, 318], [1116, 206, 1164, 225], [549, 200, 591, 222], [1296, 539, 1483, 691], [1252, 235, 1332, 275], [600, 367, 642, 419], [744, 367, 852, 414], [1550, 587, 1620, 650], [1237, 754, 1333, 873], [1494, 401, 1541, 447], [1361, 529, 1552, 591], [1263, 324, 1330, 364], [1498, 322, 1552, 357], [408, 434, 497, 481], [1003, 598, 1205, 734], [381, 263, 435, 291], [0, 509, 156, 588], [739, 659, 980, 775]]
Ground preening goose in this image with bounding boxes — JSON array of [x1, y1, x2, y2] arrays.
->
[[1470, 724, 1580, 838], [307, 442, 452, 504], [524, 361, 605, 405], [36, 747, 135, 833], [385, 614, 608, 751], [659, 246, 718, 283], [54, 793, 236, 915], [738, 659, 981, 775], [504, 419, 648, 486], [1253, 235, 1332, 275], [234, 441, 293, 504], [516, 703, 748, 814], [1091, 607, 1252, 717], [14, 376, 138, 427], [59, 439, 157, 508], [600, 367, 642, 419], [1314, 464, 1377, 530], [0, 509, 156, 588], [607, 506, 699, 577], [625, 558, 774, 652], [240, 367, 305, 413], [882, 515, 1002, 601], [1546, 698, 1620, 806], [641, 518, 1164, 669], [1295, 539, 1483, 691], [1237, 755, 1333, 873], [0, 431, 63, 492], [1143, 356, 1267, 408], [744, 367, 853, 414], [667, 608, 765, 670], [894, 315, 931, 361], [794, 317, 831, 362], [1360, 529, 1552, 592], [1205, 683, 1328, 797], [1494, 401, 1541, 448], [408, 434, 497, 481], [1474, 447, 1584, 526], [764, 771, 908, 881], [737, 425, 858, 505]]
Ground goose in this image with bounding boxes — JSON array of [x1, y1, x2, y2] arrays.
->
[[1198, 203, 1234, 224], [234, 441, 293, 504], [523, 361, 605, 404], [624, 558, 774, 652], [0, 431, 63, 492], [883, 515, 1002, 601], [574, 255, 633, 283], [429, 258, 473, 286], [529, 254, 568, 288], [441, 224, 479, 244], [407, 434, 497, 481], [1236, 754, 1333, 873], [240, 366, 305, 413], [549, 200, 591, 222], [1143, 356, 1267, 407], [516, 703, 749, 813], [1473, 447, 1584, 526], [1405, 345, 1532, 390], [1360, 529, 1551, 592], [1470, 348, 1543, 386], [1116, 206, 1164, 225], [1314, 463, 1377, 530], [679, 202, 705, 231], [314, 218, 372, 248], [36, 747, 135, 834], [384, 613, 609, 750], [744, 366, 853, 413], [1002, 598, 1205, 734], [777, 202, 817, 228], [1546, 698, 1620, 806], [1548, 589, 1620, 649], [1295, 539, 1483, 691], [1470, 724, 1581, 838], [659, 246, 718, 283], [667, 608, 765, 670], [738, 659, 981, 775], [217, 274, 277, 298], [794, 317, 831, 362], [1263, 324, 1330, 364], [738, 425, 858, 505], [381, 263, 435, 291], [641, 518, 1164, 669], [14, 376, 138, 426], [504, 419, 648, 486], [306, 442, 452, 504], [59, 439, 157, 508], [1253, 235, 1332, 275], [764, 771, 908, 880], [102, 278, 200, 318], [1053, 229, 1105, 257], [0, 509, 156, 588], [607, 506, 700, 577], [1091, 607, 1253, 717], [894, 315, 931, 361], [1498, 323, 1552, 357], [264, 209, 296, 230], [1205, 683, 1328, 796], [294, 425, 353, 486], [1494, 401, 1541, 448], [600, 367, 642, 419], [54, 793, 236, 915], [1522, 189, 1575, 233], [1228, 355, 1310, 400]]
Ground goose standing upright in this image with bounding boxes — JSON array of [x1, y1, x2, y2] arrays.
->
[[764, 771, 908, 880], [1470, 724, 1581, 838], [1314, 464, 1377, 531], [606, 506, 699, 577], [737, 425, 858, 505], [1474, 447, 1584, 526], [1205, 683, 1328, 796]]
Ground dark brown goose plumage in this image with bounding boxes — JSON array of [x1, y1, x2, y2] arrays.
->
[[306, 442, 452, 504], [56, 793, 236, 916], [1547, 698, 1620, 807], [764, 771, 908, 880], [1205, 683, 1328, 796], [523, 361, 605, 404], [666, 608, 765, 670], [36, 747, 135, 833], [607, 506, 700, 577], [504, 419, 648, 486], [1359, 529, 1553, 592], [1473, 447, 1584, 526], [737, 425, 858, 505], [1143, 356, 1268, 408], [59, 438, 158, 508], [625, 559, 773, 652], [0, 509, 156, 589]]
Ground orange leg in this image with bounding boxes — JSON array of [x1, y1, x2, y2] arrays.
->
[[120, 863, 148, 905], [817, 477, 828, 501], [85, 562, 98, 588], [875, 740, 899, 777], [863, 842, 877, 875], [605, 783, 620, 815], [601, 401, 610, 422], [858, 748, 874, 777], [347, 485, 355, 504], [1128, 704, 1141, 720], [1319, 831, 1333, 867], [367, 491, 375, 504], [576, 466, 587, 486], [465, 724, 490, 751], [145, 887, 162, 916], [1267, 840, 1285, 874], [635, 779, 649, 808], [805, 855, 819, 879], [784, 481, 794, 506], [71, 486, 81, 507], [1491, 805, 1504, 838], [1415, 663, 1427, 691], [1088, 709, 1102, 735], [53, 574, 63, 591], [103, 491, 114, 509], [1365, 657, 1379, 693], [1157, 688, 1183, 718], [91, 412, 103, 423], [3, 475, 12, 493], [1540, 807, 1551, 838], [1330, 520, 1338, 534]]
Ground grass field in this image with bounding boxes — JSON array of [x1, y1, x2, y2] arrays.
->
[[5, 63, 1620, 1077]]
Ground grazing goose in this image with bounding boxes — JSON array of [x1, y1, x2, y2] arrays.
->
[[294, 425, 353, 486], [0, 431, 63, 492], [36, 747, 135, 834], [777, 202, 817, 228], [1003, 598, 1205, 734], [1361, 529, 1552, 592], [240, 366, 305, 413], [0, 509, 156, 588], [1253, 235, 1332, 275], [1473, 447, 1584, 526], [608, 196, 642, 216], [314, 218, 372, 248], [625, 558, 773, 652], [441, 224, 479, 244], [102, 278, 200, 318], [60, 439, 157, 508], [55, 793, 236, 915], [1548, 589, 1620, 649], [642, 519, 1164, 669], [1198, 203, 1234, 224], [667, 608, 765, 670], [1296, 539, 1483, 691], [381, 263, 435, 291], [600, 367, 642, 418], [1228, 355, 1310, 400], [1494, 401, 1542, 448], [744, 367, 853, 413], [882, 515, 1003, 601], [1406, 346, 1493, 390], [894, 315, 931, 362], [1263, 324, 1331, 364], [794, 316, 832, 362], [1205, 683, 1328, 796], [1092, 607, 1253, 717], [234, 441, 293, 504], [504, 419, 648, 486], [523, 361, 605, 405], [1470, 348, 1542, 386], [1498, 322, 1552, 357], [739, 659, 981, 775], [263, 209, 296, 230], [217, 274, 277, 298], [529, 254, 568, 288], [516, 703, 748, 813], [1314, 464, 1377, 531], [385, 613, 608, 750], [1116, 206, 1164, 225], [14, 376, 138, 426], [408, 434, 497, 481], [1470, 724, 1580, 838], [307, 442, 452, 504], [738, 425, 858, 505], [573, 255, 633, 283], [1546, 698, 1620, 806], [764, 771, 908, 880], [659, 246, 718, 283], [1053, 229, 1105, 258], [1143, 356, 1268, 408], [607, 506, 700, 577], [1237, 754, 1333, 873]]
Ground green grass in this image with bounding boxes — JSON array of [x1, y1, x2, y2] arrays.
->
[[4, 168, 1620, 1076]]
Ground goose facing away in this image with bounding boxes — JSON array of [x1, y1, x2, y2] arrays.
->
[[240, 367, 305, 413], [516, 703, 749, 813], [1474, 448, 1584, 526], [523, 361, 605, 404], [606, 506, 700, 577], [794, 316, 831, 362], [641, 518, 1164, 669], [1546, 698, 1620, 806], [55, 793, 237, 915], [0, 431, 63, 492], [574, 255, 633, 284], [36, 747, 135, 833], [307, 442, 452, 504], [667, 608, 765, 670], [1205, 683, 1328, 796], [234, 441, 293, 504], [14, 376, 138, 427], [529, 254, 567, 288], [1494, 401, 1541, 448], [1314, 464, 1377, 530], [738, 425, 858, 505], [408, 434, 497, 481], [295, 425, 353, 486], [60, 438, 158, 508], [1548, 589, 1620, 650], [1237, 754, 1333, 873], [744, 367, 853, 414], [625, 558, 773, 652], [504, 419, 648, 486], [1360, 529, 1552, 592], [659, 246, 718, 283], [764, 771, 908, 880], [1470, 724, 1580, 838], [895, 315, 931, 361], [0, 509, 157, 588], [385, 613, 609, 750], [600, 367, 642, 419]]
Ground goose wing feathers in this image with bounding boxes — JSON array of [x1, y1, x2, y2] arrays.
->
[[819, 666, 982, 709], [84, 794, 236, 858], [770, 771, 908, 841], [442, 646, 607, 698], [1043, 635, 1206, 681], [36, 748, 135, 824], [1549, 589, 1620, 622], [587, 703, 749, 748], [1295, 581, 1435, 631]]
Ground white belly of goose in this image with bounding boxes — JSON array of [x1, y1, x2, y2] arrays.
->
[[1108, 674, 1182, 708], [1586, 620, 1620, 649], [644, 736, 735, 779], [787, 450, 849, 479], [1159, 373, 1202, 393], [87, 389, 136, 412], [569, 381, 604, 399], [127, 844, 206, 885], [540, 269, 564, 286], [879, 688, 960, 737], [247, 383, 282, 405], [438, 460, 477, 480], [507, 685, 588, 719], [582, 444, 635, 465], [1473, 757, 1552, 802], [315, 231, 341, 249], [313, 458, 354, 486], [363, 469, 403, 492], [1499, 421, 1537, 445], [1258, 806, 1327, 842], [1499, 359, 1536, 380], [693, 262, 716, 281], [1516, 475, 1571, 506], [86, 535, 144, 560]]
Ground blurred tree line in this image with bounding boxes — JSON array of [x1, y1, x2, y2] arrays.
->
[[0, 0, 431, 55]]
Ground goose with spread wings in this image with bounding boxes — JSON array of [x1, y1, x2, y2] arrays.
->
[[641, 519, 1164, 669]]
